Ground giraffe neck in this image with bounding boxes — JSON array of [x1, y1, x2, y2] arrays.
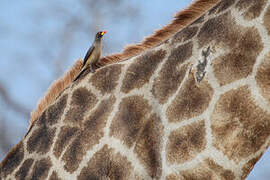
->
[[1, 0, 270, 179]]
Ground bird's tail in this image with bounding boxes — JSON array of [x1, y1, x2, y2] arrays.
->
[[73, 68, 87, 82]]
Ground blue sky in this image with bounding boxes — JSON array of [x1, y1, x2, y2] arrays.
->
[[0, 0, 269, 179]]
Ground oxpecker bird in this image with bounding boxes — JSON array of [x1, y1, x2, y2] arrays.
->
[[74, 30, 106, 81]]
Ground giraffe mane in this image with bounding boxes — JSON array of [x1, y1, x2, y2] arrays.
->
[[29, 0, 219, 127], [30, 60, 82, 125]]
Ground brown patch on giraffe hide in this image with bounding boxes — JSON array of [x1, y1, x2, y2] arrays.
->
[[264, 5, 270, 35], [64, 87, 97, 125], [256, 52, 270, 105], [241, 153, 264, 180], [83, 95, 115, 132], [90, 64, 123, 94], [208, 0, 235, 15], [53, 126, 79, 158], [44, 94, 67, 125], [171, 26, 198, 44], [27, 126, 56, 154], [121, 49, 166, 94], [204, 159, 235, 179], [166, 121, 206, 164], [152, 42, 193, 104], [167, 158, 235, 180], [36, 94, 67, 127], [134, 114, 164, 178], [212, 25, 262, 86], [28, 158, 52, 180], [167, 75, 213, 122], [62, 135, 85, 173], [15, 158, 34, 180], [62, 96, 115, 173], [78, 145, 134, 180], [166, 174, 184, 180], [0, 142, 24, 179], [198, 12, 233, 47], [198, 12, 263, 86], [236, 0, 267, 20], [211, 86, 270, 162], [49, 171, 62, 180], [110, 95, 151, 147]]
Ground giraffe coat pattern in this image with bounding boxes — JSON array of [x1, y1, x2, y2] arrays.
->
[[1, 0, 270, 179]]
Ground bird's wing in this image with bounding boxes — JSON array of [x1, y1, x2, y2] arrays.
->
[[83, 45, 95, 66], [73, 68, 87, 82]]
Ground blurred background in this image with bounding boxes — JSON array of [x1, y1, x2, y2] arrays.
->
[[0, 0, 269, 179]]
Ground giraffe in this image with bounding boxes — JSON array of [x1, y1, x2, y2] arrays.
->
[[1, 0, 270, 179]]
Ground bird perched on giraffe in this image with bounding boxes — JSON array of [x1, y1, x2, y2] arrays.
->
[[74, 30, 107, 81]]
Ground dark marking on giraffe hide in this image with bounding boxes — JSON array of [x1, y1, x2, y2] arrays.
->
[[171, 26, 198, 44], [256, 52, 270, 105], [264, 5, 270, 36], [167, 74, 213, 122], [134, 114, 163, 179], [53, 126, 79, 158], [90, 64, 123, 94], [152, 42, 193, 104], [110, 95, 151, 147], [15, 158, 34, 180], [62, 96, 115, 173], [121, 49, 166, 93], [196, 46, 211, 83], [45, 94, 67, 126], [211, 86, 270, 162], [166, 121, 206, 164], [78, 145, 133, 180], [0, 142, 24, 179], [64, 87, 97, 125], [34, 94, 67, 129], [27, 126, 56, 154], [29, 158, 52, 180], [166, 158, 235, 180], [236, 0, 267, 20]]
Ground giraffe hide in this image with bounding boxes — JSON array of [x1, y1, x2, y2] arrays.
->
[[29, 0, 220, 127]]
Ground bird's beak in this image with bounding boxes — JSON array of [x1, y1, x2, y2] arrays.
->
[[101, 31, 107, 36]]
